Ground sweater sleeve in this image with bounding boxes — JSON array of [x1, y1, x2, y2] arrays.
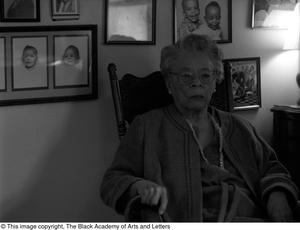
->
[[100, 115, 147, 214], [250, 123, 299, 206]]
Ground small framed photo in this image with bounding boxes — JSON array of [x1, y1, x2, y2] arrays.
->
[[174, 0, 232, 43], [0, 25, 98, 106], [0, 0, 40, 22], [105, 0, 156, 44], [12, 36, 48, 90], [224, 57, 261, 111], [0, 37, 6, 92], [252, 0, 298, 29], [54, 35, 89, 88], [51, 0, 80, 20]]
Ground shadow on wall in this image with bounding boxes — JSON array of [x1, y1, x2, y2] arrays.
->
[[1, 100, 122, 221]]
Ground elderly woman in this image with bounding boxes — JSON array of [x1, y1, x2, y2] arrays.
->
[[100, 34, 298, 221]]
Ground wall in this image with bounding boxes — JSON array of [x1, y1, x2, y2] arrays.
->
[[0, 0, 299, 221]]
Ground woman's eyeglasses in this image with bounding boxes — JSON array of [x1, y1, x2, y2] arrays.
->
[[169, 70, 217, 85]]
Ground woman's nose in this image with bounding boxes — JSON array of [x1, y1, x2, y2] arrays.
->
[[189, 76, 202, 87]]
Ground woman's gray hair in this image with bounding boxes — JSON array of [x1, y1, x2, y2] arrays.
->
[[160, 34, 224, 82]]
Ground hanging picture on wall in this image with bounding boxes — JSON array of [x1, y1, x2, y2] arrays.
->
[[0, 38, 6, 91], [12, 36, 48, 90], [0, 25, 98, 106], [0, 0, 40, 22], [174, 0, 232, 43], [54, 35, 89, 87], [105, 0, 156, 44], [224, 57, 261, 111], [51, 0, 80, 20], [252, 0, 299, 28]]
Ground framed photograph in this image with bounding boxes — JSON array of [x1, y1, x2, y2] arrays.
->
[[54, 35, 89, 88], [0, 0, 40, 22], [12, 36, 48, 90], [0, 25, 98, 106], [174, 0, 232, 43], [0, 38, 6, 92], [252, 0, 298, 29], [51, 0, 80, 20], [223, 57, 261, 111], [105, 0, 156, 44]]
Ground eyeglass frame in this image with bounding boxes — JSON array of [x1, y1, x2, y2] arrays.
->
[[168, 69, 219, 85]]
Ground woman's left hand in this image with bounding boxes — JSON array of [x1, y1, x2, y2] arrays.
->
[[267, 190, 294, 221]]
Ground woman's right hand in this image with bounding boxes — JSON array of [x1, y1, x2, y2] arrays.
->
[[130, 180, 168, 215]]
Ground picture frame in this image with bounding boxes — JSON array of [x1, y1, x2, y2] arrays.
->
[[12, 36, 48, 90], [252, 0, 298, 29], [105, 0, 156, 44], [54, 35, 89, 88], [0, 37, 7, 92], [174, 0, 232, 43], [0, 25, 98, 106], [0, 0, 40, 22], [51, 0, 80, 21], [223, 57, 261, 111]]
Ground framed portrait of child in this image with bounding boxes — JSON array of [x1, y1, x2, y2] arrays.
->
[[54, 35, 89, 88], [0, 0, 40, 22], [0, 25, 97, 106], [174, 0, 232, 43], [12, 36, 48, 90]]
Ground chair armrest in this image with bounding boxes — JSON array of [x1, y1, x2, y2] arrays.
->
[[124, 196, 170, 222]]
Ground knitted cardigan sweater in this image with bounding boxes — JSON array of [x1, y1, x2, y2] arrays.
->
[[100, 104, 298, 221]]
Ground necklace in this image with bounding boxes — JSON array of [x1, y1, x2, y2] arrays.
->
[[186, 113, 224, 169]]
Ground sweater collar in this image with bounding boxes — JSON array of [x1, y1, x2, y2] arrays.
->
[[165, 103, 232, 139]]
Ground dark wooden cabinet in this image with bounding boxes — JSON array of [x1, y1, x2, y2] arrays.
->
[[271, 106, 300, 188]]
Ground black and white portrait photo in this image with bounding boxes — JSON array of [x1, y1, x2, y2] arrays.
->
[[54, 35, 89, 87], [12, 37, 48, 90], [174, 0, 232, 43]]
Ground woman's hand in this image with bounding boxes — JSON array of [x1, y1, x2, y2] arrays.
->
[[267, 190, 294, 221], [130, 180, 168, 215]]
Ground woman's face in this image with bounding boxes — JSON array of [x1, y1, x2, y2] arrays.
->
[[166, 51, 216, 113], [22, 49, 37, 69]]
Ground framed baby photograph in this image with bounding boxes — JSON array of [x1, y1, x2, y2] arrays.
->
[[0, 0, 40, 22], [224, 57, 261, 111], [0, 25, 98, 106], [252, 0, 299, 29], [51, 0, 80, 20], [0, 37, 6, 92], [54, 35, 89, 88], [12, 36, 48, 90], [174, 0, 232, 43], [105, 0, 156, 44]]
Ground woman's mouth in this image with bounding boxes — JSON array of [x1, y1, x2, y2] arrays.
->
[[190, 95, 204, 100]]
